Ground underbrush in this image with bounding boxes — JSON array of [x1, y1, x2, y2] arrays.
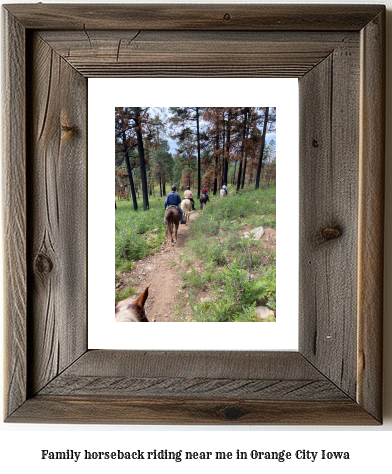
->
[[190, 185, 276, 239], [175, 185, 277, 322], [115, 184, 277, 322], [115, 197, 166, 271]]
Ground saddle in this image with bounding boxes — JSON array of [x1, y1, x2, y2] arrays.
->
[[167, 205, 180, 211]]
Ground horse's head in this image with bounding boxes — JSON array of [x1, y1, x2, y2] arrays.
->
[[115, 286, 149, 322]]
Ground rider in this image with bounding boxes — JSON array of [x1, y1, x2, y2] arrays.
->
[[164, 185, 186, 225], [222, 183, 228, 195], [201, 184, 210, 202], [184, 186, 195, 210]]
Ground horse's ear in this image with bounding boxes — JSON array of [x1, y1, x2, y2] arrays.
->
[[135, 286, 149, 308]]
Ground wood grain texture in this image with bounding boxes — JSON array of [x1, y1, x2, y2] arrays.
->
[[39, 376, 347, 400], [2, 4, 385, 425], [26, 33, 87, 396], [4, 4, 383, 30], [7, 351, 377, 424], [37, 351, 346, 401], [2, 9, 28, 420], [38, 30, 358, 78], [9, 396, 379, 425], [357, 9, 385, 423], [54, 350, 326, 379], [299, 40, 360, 399]]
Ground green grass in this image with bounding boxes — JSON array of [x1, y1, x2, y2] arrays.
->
[[176, 183, 276, 322], [115, 183, 277, 322], [115, 193, 166, 271], [115, 286, 136, 304], [190, 184, 276, 239]]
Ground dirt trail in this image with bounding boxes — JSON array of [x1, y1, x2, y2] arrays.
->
[[116, 192, 276, 322], [116, 210, 199, 322]]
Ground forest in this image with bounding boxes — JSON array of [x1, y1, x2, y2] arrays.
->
[[115, 107, 277, 322], [115, 107, 276, 209]]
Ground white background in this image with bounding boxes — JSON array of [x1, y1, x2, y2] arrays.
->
[[1, 0, 391, 473], [89, 78, 298, 350]]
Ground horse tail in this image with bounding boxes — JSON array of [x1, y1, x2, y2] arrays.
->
[[166, 210, 173, 238]]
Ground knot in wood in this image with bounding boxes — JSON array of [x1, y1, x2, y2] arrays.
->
[[61, 124, 77, 133], [223, 13, 231, 21], [312, 139, 319, 148], [223, 405, 243, 420], [34, 252, 53, 274], [315, 225, 342, 245]]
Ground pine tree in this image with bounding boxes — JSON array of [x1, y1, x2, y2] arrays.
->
[[150, 140, 174, 197], [115, 107, 161, 211], [255, 107, 272, 190], [115, 108, 139, 210], [169, 107, 205, 198], [134, 107, 150, 211], [203, 108, 224, 195], [236, 107, 249, 192]]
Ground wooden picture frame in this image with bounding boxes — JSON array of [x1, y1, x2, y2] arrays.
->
[[3, 4, 385, 424]]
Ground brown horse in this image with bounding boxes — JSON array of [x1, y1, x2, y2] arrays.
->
[[115, 286, 149, 322], [165, 206, 181, 243], [200, 193, 208, 210]]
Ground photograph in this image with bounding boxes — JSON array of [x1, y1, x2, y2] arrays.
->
[[114, 107, 276, 323], [2, 3, 391, 462]]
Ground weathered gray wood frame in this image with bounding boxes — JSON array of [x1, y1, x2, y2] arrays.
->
[[2, 4, 385, 424]]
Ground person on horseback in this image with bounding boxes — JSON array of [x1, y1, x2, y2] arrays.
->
[[222, 183, 228, 195], [164, 185, 186, 225], [184, 185, 195, 210], [201, 184, 210, 202]]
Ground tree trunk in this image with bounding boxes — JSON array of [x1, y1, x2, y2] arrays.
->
[[135, 109, 150, 211], [221, 116, 226, 186], [236, 159, 243, 192], [224, 109, 231, 185], [159, 175, 162, 197], [163, 181, 166, 195], [233, 160, 237, 186], [255, 107, 269, 190], [241, 121, 250, 189], [236, 108, 248, 192], [213, 130, 220, 195], [241, 156, 247, 189], [124, 150, 138, 211], [196, 107, 201, 198]]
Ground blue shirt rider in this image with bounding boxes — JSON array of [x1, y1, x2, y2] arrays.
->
[[164, 186, 186, 224]]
